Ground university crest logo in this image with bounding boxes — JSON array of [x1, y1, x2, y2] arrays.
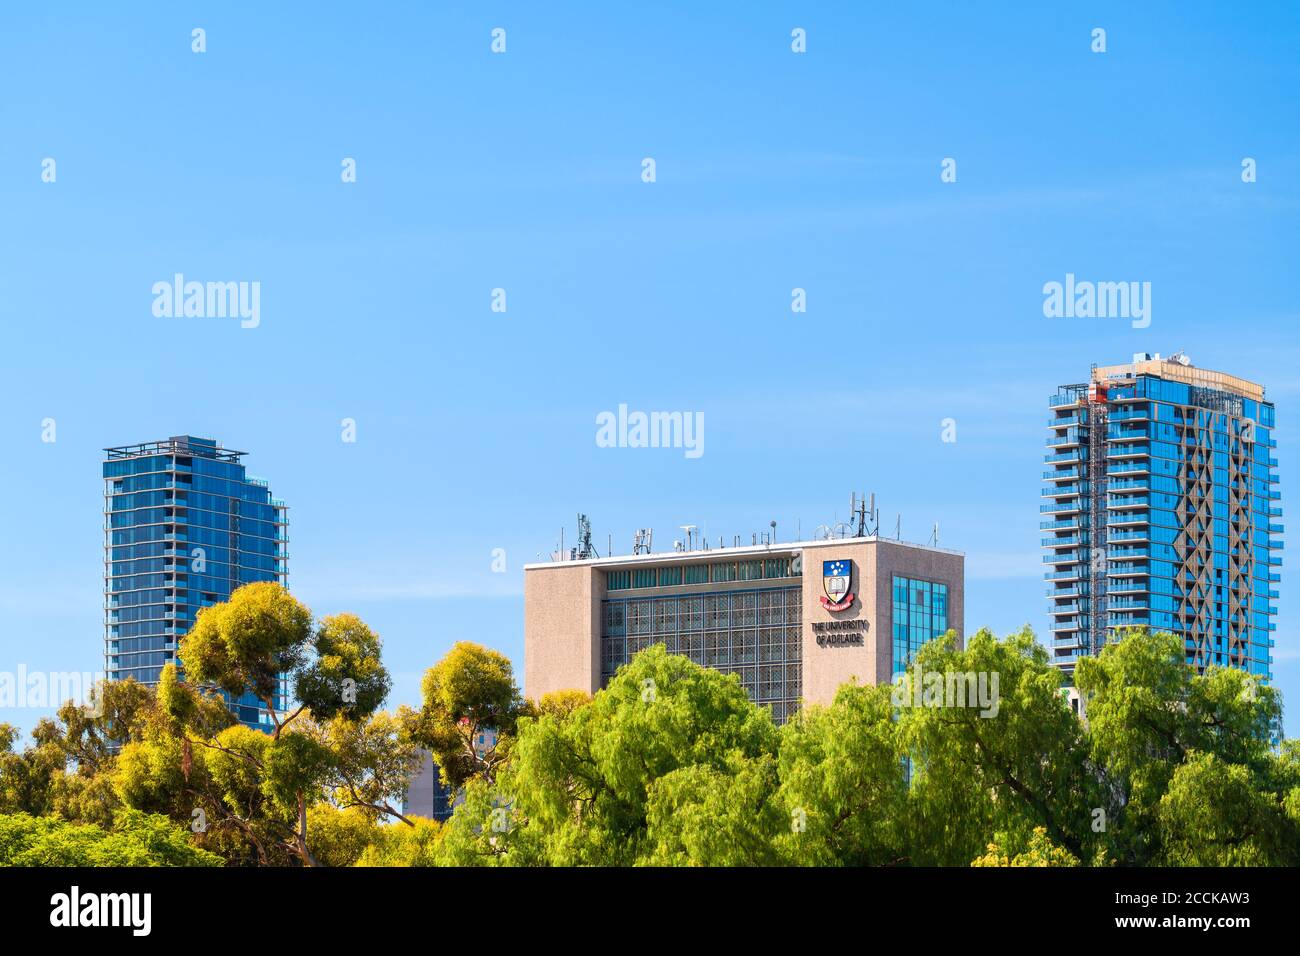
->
[[821, 559, 854, 611]]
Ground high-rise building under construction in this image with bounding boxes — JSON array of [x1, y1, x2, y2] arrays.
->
[[1044, 353, 1280, 681]]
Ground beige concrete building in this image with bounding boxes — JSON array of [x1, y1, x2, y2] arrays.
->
[[524, 537, 963, 722]]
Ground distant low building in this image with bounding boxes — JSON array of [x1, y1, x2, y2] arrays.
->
[[402, 749, 453, 822]]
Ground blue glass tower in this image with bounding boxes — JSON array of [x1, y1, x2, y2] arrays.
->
[[1044, 354, 1280, 681], [104, 436, 289, 728]]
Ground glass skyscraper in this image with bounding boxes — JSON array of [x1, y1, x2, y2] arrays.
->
[[103, 436, 289, 728], [1044, 353, 1280, 681]]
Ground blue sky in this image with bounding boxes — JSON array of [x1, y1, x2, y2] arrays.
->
[[2, 2, 1299, 736]]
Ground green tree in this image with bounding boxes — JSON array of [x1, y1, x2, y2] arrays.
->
[[775, 683, 909, 865], [355, 816, 444, 866], [1075, 627, 1294, 865], [499, 643, 779, 866], [306, 804, 381, 867], [412, 642, 530, 790], [896, 627, 1098, 865], [124, 584, 399, 866], [0, 809, 222, 867], [971, 827, 1080, 867]]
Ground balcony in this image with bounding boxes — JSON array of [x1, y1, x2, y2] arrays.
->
[[1042, 482, 1088, 497], [1106, 511, 1149, 527], [1108, 579, 1148, 594], [1109, 478, 1150, 492], [1047, 427, 1088, 449], [1109, 597, 1150, 610], [1054, 616, 1089, 632], [1043, 467, 1082, 481], [1107, 425, 1151, 442], [1040, 502, 1083, 517], [1109, 612, 1150, 626], [1107, 461, 1151, 477], [1109, 407, 1151, 422], [1044, 449, 1086, 464], [1050, 602, 1082, 615], [1044, 568, 1086, 581], [1107, 443, 1149, 459], [1049, 414, 1085, 428], [1043, 534, 1084, 548], [1041, 518, 1082, 532], [1109, 545, 1150, 559], [1044, 551, 1085, 564], [1106, 494, 1148, 510]]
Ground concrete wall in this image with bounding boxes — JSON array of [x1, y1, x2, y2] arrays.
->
[[794, 539, 965, 706], [523, 562, 604, 699]]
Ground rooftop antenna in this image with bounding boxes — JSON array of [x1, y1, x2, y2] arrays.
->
[[633, 528, 653, 555], [770, 520, 777, 543], [574, 513, 598, 560], [680, 525, 697, 551], [851, 492, 879, 537], [895, 514, 901, 540], [928, 521, 939, 547]]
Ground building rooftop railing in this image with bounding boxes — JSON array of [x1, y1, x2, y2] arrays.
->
[[104, 437, 245, 462]]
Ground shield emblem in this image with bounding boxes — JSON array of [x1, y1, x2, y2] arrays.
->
[[823, 560, 851, 603]]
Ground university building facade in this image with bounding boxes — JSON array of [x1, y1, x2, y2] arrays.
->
[[525, 536, 964, 723]]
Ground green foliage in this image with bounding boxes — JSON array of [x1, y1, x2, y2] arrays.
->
[[1077, 627, 1295, 865], [316, 709, 423, 822], [183, 581, 313, 705], [354, 816, 444, 866], [500, 643, 779, 865], [426, 628, 1298, 868], [535, 689, 592, 720], [645, 756, 784, 866], [0, 809, 222, 867], [413, 642, 529, 790], [295, 613, 392, 721], [897, 627, 1097, 864], [307, 804, 382, 867], [3, 623, 1296, 867], [971, 827, 1080, 867], [776, 683, 909, 865]]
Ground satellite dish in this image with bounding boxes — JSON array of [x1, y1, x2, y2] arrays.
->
[[813, 524, 833, 541]]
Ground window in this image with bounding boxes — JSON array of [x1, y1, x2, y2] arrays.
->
[[763, 558, 791, 579], [892, 575, 950, 676], [658, 566, 683, 587], [684, 563, 709, 585], [601, 587, 802, 722], [711, 562, 736, 583]]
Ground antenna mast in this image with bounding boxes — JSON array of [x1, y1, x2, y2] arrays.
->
[[850, 492, 879, 537]]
